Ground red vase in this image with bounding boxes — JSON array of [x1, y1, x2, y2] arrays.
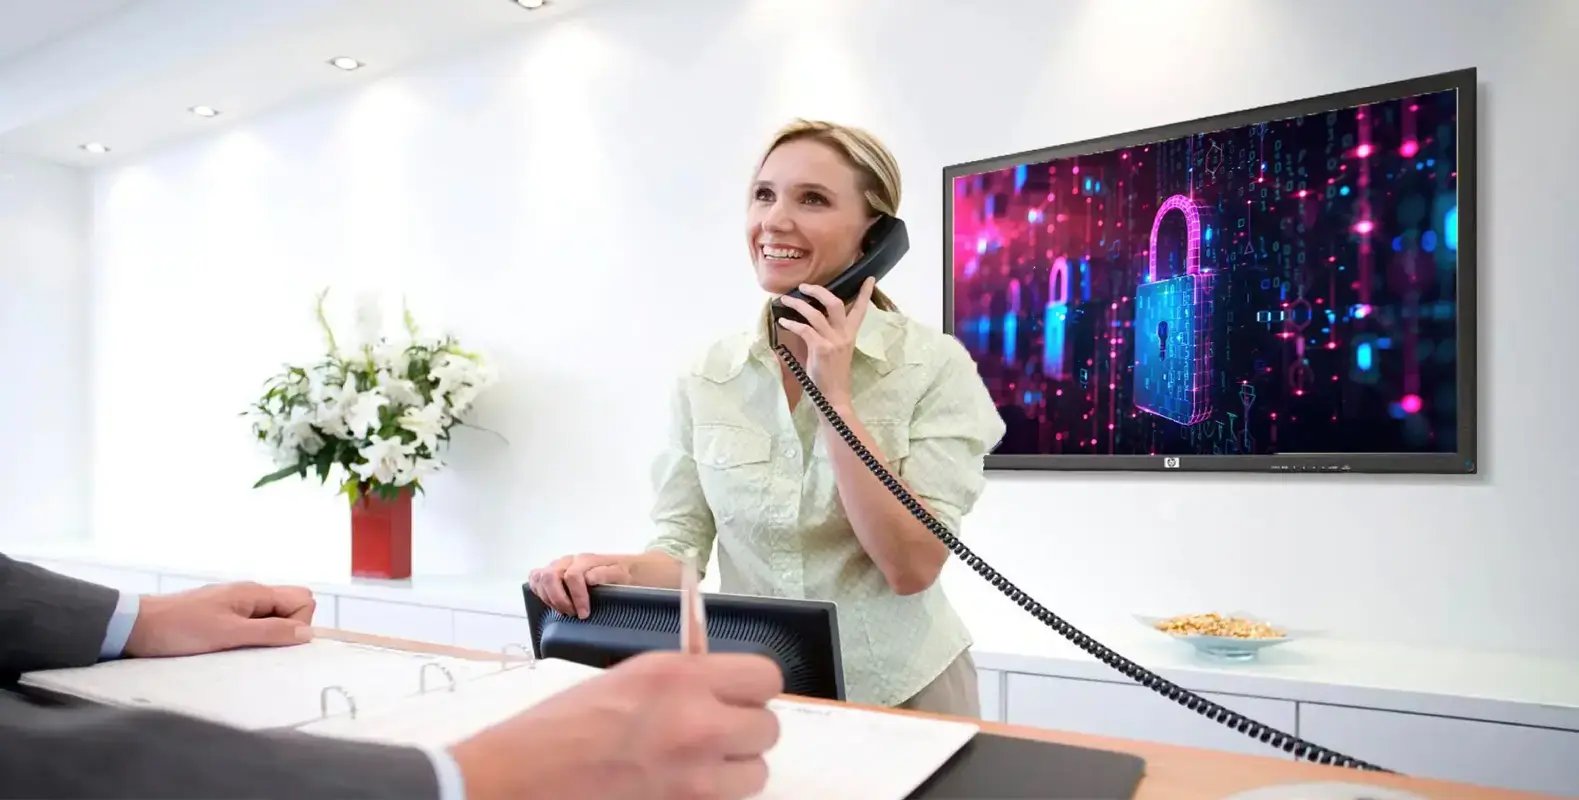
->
[[350, 489, 412, 579]]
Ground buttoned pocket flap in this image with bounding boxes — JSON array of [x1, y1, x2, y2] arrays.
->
[[694, 424, 772, 469]]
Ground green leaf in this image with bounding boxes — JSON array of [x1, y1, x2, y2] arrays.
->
[[314, 446, 335, 484], [253, 462, 304, 489]]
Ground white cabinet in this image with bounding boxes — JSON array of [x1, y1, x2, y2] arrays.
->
[[156, 574, 217, 594], [453, 610, 534, 655], [336, 597, 452, 644], [1298, 703, 1579, 797], [977, 668, 1003, 722], [157, 573, 338, 627], [1006, 673, 1298, 759], [30, 560, 160, 595]]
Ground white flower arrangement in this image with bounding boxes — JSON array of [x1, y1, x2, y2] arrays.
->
[[248, 290, 497, 502]]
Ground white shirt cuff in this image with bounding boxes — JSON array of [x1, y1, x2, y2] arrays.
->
[[420, 745, 467, 800], [98, 591, 140, 660]]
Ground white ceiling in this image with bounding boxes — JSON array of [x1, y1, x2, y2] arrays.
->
[[0, 0, 140, 65], [0, 0, 596, 168]]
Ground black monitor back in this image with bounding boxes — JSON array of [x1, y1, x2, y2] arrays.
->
[[522, 584, 846, 701]]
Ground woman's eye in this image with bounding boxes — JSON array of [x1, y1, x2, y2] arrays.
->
[[802, 192, 828, 206]]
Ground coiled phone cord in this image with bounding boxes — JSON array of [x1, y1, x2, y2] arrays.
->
[[774, 342, 1392, 773]]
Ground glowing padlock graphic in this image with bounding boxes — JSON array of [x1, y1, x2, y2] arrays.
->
[[1003, 278, 1021, 364], [1041, 256, 1071, 379], [1132, 194, 1213, 426]]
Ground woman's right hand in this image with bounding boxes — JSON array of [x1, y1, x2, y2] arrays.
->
[[527, 553, 633, 619]]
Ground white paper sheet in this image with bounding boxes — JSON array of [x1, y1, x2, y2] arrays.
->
[[296, 657, 604, 745], [20, 638, 497, 730], [755, 699, 978, 800], [302, 667, 977, 800], [26, 640, 976, 799]]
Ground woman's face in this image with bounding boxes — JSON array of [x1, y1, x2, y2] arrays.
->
[[747, 138, 873, 296]]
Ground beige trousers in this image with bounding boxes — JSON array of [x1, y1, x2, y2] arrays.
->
[[897, 649, 980, 718]]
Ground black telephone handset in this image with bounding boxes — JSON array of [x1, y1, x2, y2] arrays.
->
[[769, 213, 909, 329], [767, 214, 1390, 773]]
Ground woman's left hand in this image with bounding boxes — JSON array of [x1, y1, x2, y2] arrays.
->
[[775, 277, 876, 410]]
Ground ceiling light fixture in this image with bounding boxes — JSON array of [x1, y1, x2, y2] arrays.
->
[[80, 142, 111, 154], [189, 105, 221, 118], [514, 0, 546, 8], [328, 56, 364, 71]]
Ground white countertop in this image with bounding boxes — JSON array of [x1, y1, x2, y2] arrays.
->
[[964, 602, 1579, 731], [9, 539, 1579, 732], [4, 539, 534, 616]]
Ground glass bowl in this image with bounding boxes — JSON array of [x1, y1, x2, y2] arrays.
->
[[1134, 611, 1306, 661]]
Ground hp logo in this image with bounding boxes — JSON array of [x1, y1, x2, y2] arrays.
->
[[1163, 457, 1181, 469]]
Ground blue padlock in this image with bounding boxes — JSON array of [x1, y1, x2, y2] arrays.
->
[[1041, 256, 1071, 379], [1132, 194, 1213, 426]]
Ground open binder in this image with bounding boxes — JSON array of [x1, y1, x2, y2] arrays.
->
[[20, 636, 979, 800]]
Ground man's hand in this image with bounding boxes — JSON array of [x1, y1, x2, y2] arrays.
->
[[449, 651, 783, 800], [124, 582, 316, 658]]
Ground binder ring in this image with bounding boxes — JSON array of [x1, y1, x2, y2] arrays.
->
[[500, 642, 535, 671], [319, 685, 357, 719], [419, 661, 457, 693]]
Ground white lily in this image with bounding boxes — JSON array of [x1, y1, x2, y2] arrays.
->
[[344, 388, 389, 439], [398, 402, 448, 452], [249, 294, 497, 493], [394, 454, 442, 486], [352, 435, 418, 485], [377, 370, 424, 407], [281, 405, 326, 455], [429, 352, 474, 397], [314, 378, 360, 438], [373, 340, 412, 382], [448, 383, 482, 415]]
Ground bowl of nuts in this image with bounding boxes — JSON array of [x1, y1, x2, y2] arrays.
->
[[1136, 611, 1303, 661]]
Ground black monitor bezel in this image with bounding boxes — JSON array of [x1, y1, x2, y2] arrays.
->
[[940, 67, 1478, 475]]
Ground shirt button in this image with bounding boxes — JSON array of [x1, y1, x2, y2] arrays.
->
[[782, 448, 795, 458], [715, 455, 726, 466]]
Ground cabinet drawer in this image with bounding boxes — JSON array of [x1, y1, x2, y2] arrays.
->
[[1006, 672, 1297, 759], [1299, 703, 1579, 796], [336, 597, 452, 644], [977, 668, 1003, 722]]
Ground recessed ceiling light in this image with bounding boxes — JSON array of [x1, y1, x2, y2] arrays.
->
[[189, 105, 221, 118], [80, 142, 110, 154], [328, 56, 364, 71], [514, 0, 546, 8]]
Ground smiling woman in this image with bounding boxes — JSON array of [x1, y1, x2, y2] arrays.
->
[[527, 118, 1005, 717], [747, 120, 902, 316]]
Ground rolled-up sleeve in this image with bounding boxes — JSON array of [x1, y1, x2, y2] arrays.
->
[[897, 338, 1006, 536], [644, 376, 718, 575]]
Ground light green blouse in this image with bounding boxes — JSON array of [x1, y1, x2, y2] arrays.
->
[[645, 303, 1006, 706]]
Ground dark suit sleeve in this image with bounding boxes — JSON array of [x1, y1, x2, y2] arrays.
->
[[0, 691, 442, 799], [0, 553, 120, 674]]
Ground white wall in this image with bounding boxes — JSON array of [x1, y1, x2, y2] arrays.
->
[[0, 153, 89, 544], [81, 0, 1579, 659]]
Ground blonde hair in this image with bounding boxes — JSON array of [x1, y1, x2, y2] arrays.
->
[[756, 118, 902, 312]]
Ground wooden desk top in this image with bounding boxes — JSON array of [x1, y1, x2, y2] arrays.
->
[[318, 629, 1559, 800]]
